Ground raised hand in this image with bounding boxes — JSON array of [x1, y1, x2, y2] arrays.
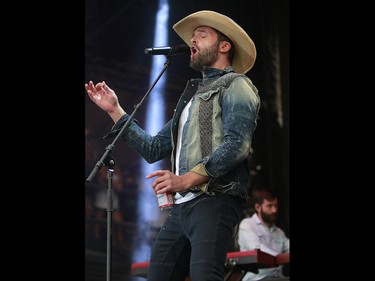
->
[[85, 81, 119, 112], [85, 81, 126, 122]]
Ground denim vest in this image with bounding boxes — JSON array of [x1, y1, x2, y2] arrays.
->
[[104, 67, 260, 202]]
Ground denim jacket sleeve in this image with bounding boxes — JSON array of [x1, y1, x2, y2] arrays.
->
[[203, 76, 260, 178], [103, 114, 173, 164]]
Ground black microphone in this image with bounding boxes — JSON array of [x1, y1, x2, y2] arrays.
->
[[144, 44, 190, 56]]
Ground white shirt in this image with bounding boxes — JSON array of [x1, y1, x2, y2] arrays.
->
[[174, 99, 203, 204], [237, 213, 289, 280]]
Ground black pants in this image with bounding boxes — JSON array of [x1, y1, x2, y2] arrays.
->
[[147, 192, 243, 281]]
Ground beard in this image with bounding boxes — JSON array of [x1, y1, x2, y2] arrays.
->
[[260, 209, 277, 225], [190, 41, 220, 72]]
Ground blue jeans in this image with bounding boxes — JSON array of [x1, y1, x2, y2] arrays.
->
[[147, 192, 244, 281]]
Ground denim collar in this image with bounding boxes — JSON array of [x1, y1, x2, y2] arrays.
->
[[202, 66, 235, 81]]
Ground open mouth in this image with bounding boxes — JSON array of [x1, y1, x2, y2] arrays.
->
[[191, 46, 198, 57]]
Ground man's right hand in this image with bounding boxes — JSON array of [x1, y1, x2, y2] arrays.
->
[[85, 81, 126, 123]]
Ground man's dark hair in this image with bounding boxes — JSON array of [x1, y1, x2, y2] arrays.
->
[[216, 30, 235, 65], [252, 188, 278, 205]]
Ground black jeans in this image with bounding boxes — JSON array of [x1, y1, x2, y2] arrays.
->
[[147, 192, 243, 281]]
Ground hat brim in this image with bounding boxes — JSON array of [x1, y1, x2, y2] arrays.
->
[[173, 10, 256, 74]]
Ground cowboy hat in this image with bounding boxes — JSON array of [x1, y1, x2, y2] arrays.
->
[[173, 10, 256, 74]]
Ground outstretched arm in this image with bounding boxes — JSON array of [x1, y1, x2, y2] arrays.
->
[[85, 81, 126, 123]]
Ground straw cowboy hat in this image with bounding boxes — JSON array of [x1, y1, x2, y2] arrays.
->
[[173, 10, 256, 74]]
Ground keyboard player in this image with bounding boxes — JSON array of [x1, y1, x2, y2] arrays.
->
[[237, 188, 289, 280]]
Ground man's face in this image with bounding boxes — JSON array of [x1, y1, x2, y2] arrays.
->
[[189, 26, 220, 71], [258, 198, 278, 225]]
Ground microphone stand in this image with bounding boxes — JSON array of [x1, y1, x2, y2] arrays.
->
[[86, 54, 175, 281], [103, 158, 115, 281]]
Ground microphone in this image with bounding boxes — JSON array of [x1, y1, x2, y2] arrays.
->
[[144, 44, 190, 56]]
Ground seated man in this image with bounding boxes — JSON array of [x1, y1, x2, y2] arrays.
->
[[238, 188, 289, 280]]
